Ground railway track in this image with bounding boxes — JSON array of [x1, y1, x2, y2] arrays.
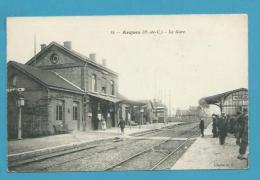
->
[[9, 122, 201, 171], [10, 123, 189, 169], [103, 125, 200, 171], [9, 124, 173, 171], [9, 138, 148, 171], [150, 128, 198, 170]]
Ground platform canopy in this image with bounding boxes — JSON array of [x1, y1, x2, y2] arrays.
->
[[117, 93, 147, 106], [199, 88, 248, 106], [88, 92, 121, 103]]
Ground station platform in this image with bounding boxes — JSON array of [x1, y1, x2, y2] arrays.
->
[[171, 123, 248, 170], [8, 122, 181, 159]]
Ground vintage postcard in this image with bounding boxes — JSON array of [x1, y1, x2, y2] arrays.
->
[[6, 14, 248, 172]]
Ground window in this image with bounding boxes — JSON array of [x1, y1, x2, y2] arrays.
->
[[102, 86, 106, 94], [91, 74, 97, 92], [102, 77, 107, 94], [56, 100, 64, 121], [110, 80, 115, 95], [73, 102, 79, 121], [50, 53, 60, 64]]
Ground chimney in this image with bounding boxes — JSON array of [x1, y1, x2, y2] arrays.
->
[[63, 41, 72, 50], [102, 59, 107, 67], [40, 44, 47, 51], [89, 53, 96, 62]]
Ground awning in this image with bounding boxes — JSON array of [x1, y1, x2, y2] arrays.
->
[[199, 88, 248, 105], [87, 92, 121, 103], [119, 99, 146, 106]]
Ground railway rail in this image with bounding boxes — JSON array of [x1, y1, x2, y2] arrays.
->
[[150, 130, 197, 170], [9, 121, 202, 171], [103, 125, 200, 171], [9, 123, 176, 170]]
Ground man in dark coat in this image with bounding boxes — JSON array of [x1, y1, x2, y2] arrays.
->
[[118, 119, 126, 134], [234, 111, 243, 145], [199, 118, 205, 137], [218, 113, 228, 145], [238, 109, 248, 160], [212, 114, 218, 138]]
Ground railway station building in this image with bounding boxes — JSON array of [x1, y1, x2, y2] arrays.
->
[[7, 41, 120, 139]]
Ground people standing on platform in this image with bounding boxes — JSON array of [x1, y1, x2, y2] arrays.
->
[[199, 118, 205, 137], [118, 119, 126, 135], [212, 114, 218, 138], [237, 109, 248, 160], [101, 116, 107, 130], [218, 113, 228, 145]]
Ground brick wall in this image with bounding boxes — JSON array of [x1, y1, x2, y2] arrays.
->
[[34, 46, 79, 66], [47, 90, 83, 133], [33, 45, 119, 96], [51, 66, 83, 89], [8, 66, 51, 139], [87, 64, 118, 96]]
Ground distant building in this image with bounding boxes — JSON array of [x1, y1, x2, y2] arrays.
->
[[153, 100, 168, 123], [7, 41, 120, 139], [117, 95, 154, 125]]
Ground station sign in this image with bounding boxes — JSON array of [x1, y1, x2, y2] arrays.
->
[[7, 88, 25, 92], [232, 94, 248, 101]]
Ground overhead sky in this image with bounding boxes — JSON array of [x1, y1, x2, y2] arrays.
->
[[7, 15, 248, 111]]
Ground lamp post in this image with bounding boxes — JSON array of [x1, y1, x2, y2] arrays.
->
[[17, 95, 24, 140]]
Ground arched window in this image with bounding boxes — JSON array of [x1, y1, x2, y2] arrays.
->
[[91, 74, 97, 92]]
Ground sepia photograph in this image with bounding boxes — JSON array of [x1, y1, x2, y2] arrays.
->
[[6, 14, 248, 172]]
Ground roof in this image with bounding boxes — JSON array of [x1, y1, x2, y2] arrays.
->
[[88, 92, 120, 103], [26, 41, 118, 76], [200, 88, 248, 105], [153, 100, 167, 109], [117, 93, 147, 106], [118, 93, 129, 101], [135, 100, 154, 109], [8, 61, 85, 94], [120, 100, 147, 106]]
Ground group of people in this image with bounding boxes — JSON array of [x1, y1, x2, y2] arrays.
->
[[199, 109, 248, 160], [211, 113, 229, 145]]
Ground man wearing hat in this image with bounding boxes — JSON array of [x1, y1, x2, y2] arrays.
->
[[199, 118, 205, 137], [237, 108, 248, 160], [212, 114, 218, 138], [218, 112, 228, 145]]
